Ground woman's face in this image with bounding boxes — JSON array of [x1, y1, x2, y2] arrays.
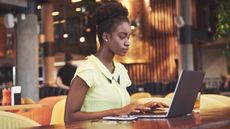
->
[[107, 21, 131, 56]]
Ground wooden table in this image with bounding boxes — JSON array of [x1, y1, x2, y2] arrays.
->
[[0, 104, 46, 111], [24, 107, 230, 129]]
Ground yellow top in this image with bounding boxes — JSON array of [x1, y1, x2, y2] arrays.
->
[[74, 55, 131, 112]]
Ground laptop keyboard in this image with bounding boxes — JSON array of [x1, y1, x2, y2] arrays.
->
[[130, 108, 168, 115]]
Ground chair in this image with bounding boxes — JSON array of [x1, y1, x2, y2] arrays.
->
[[130, 92, 152, 103], [165, 92, 174, 98], [200, 94, 230, 109], [50, 98, 66, 125], [0, 111, 40, 129], [17, 96, 66, 125], [22, 97, 36, 104], [165, 93, 230, 109]]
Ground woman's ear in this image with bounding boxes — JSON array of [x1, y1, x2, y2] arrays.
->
[[102, 32, 110, 42]]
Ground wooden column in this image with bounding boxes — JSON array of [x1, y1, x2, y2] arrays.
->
[[42, 3, 55, 85]]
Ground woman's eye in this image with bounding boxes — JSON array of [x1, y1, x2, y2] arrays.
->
[[119, 33, 127, 39]]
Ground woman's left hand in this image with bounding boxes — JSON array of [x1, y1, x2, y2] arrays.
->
[[144, 101, 169, 110]]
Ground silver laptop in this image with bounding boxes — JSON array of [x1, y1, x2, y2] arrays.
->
[[129, 70, 205, 118]]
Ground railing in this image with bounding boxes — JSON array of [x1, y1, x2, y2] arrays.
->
[[203, 77, 223, 94], [127, 77, 229, 96]]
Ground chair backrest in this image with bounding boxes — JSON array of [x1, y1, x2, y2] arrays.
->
[[22, 97, 36, 104], [0, 111, 40, 129], [50, 98, 66, 125], [165, 92, 174, 98]]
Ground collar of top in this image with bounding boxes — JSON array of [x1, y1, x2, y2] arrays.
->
[[88, 55, 120, 84]]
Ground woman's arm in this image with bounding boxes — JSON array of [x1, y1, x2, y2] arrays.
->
[[64, 76, 151, 123]]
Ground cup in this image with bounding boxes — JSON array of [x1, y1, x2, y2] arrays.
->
[[11, 86, 21, 105], [194, 92, 200, 111]]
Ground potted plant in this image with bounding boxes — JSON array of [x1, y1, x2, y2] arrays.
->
[[214, 0, 230, 74]]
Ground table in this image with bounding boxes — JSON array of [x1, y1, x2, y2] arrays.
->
[[0, 104, 46, 111], [24, 107, 230, 129]]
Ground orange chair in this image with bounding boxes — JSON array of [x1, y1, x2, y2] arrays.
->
[[17, 96, 66, 125]]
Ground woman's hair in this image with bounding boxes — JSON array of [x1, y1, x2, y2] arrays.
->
[[92, 2, 129, 44]]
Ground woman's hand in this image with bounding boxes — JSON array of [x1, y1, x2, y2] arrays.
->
[[114, 101, 168, 116], [144, 101, 169, 109], [115, 103, 151, 116]]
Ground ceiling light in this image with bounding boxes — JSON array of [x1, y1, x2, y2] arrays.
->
[[60, 20, 66, 24], [75, 8, 81, 12], [71, 0, 82, 3], [37, 5, 41, 10], [80, 36, 85, 43], [96, 0, 101, 2], [53, 21, 59, 24], [63, 33, 69, 38], [52, 11, 60, 16], [81, 7, 86, 13], [85, 28, 91, 32]]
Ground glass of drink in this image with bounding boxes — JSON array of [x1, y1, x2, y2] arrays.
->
[[194, 92, 200, 112], [2, 88, 11, 106]]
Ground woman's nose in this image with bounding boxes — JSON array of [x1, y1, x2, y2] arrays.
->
[[124, 40, 130, 46]]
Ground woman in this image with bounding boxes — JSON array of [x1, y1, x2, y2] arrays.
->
[[65, 2, 166, 122]]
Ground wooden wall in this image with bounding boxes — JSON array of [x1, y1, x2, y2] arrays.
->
[[122, 0, 178, 84], [0, 16, 6, 58]]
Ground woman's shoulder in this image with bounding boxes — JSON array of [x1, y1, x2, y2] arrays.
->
[[77, 56, 97, 72]]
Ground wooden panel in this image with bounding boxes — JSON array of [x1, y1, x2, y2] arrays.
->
[[0, 16, 6, 58], [123, 0, 178, 85]]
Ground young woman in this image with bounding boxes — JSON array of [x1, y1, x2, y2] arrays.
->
[[65, 2, 166, 122]]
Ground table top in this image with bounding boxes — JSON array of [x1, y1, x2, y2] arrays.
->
[[0, 103, 46, 111], [25, 107, 230, 129]]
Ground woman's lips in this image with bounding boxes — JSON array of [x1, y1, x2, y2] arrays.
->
[[122, 48, 129, 53]]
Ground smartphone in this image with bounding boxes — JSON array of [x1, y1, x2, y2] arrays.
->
[[102, 115, 138, 121]]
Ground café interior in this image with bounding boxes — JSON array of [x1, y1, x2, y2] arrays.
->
[[0, 0, 230, 129]]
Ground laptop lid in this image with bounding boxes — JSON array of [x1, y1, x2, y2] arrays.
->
[[166, 70, 205, 117], [129, 70, 205, 118]]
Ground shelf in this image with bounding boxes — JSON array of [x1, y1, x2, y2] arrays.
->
[[201, 37, 228, 47]]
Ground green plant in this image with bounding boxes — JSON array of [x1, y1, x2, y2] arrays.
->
[[214, 0, 230, 57], [214, 0, 230, 74], [214, 0, 230, 40]]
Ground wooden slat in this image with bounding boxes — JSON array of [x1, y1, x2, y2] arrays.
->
[[124, 0, 178, 85]]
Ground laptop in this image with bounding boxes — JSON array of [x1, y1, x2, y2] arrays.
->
[[128, 70, 205, 118]]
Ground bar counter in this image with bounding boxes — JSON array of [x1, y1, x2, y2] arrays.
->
[[25, 107, 230, 129]]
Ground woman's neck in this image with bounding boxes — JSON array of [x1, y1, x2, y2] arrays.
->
[[95, 48, 115, 73]]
